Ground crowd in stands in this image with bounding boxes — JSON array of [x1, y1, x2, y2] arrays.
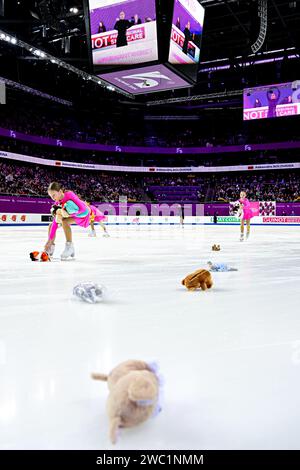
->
[[1, 103, 299, 149], [0, 161, 145, 202], [0, 160, 299, 203], [213, 172, 300, 202], [1, 102, 299, 203]]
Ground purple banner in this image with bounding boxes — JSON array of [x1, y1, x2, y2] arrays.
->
[[0, 196, 53, 214], [0, 196, 153, 215], [1, 127, 300, 155]]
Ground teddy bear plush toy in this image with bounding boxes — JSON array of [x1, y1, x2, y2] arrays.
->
[[92, 360, 162, 444], [212, 244, 221, 251], [182, 268, 213, 291]]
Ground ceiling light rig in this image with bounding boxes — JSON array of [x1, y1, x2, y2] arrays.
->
[[146, 90, 243, 106], [0, 29, 132, 98], [251, 0, 268, 54], [0, 75, 73, 106]]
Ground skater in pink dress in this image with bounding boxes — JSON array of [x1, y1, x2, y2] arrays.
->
[[44, 182, 106, 259], [239, 191, 253, 241]]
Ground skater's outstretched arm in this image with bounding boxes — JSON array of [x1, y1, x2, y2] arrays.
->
[[48, 219, 59, 241]]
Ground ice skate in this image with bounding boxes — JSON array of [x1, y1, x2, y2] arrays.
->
[[88, 230, 97, 237], [61, 242, 75, 260], [47, 243, 55, 257]]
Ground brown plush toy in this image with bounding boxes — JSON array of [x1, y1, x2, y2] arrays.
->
[[92, 360, 161, 444], [212, 244, 221, 251], [182, 269, 213, 291]]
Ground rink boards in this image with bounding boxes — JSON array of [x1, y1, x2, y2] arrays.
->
[[1, 213, 300, 226]]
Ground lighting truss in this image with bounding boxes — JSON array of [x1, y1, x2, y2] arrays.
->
[[0, 29, 132, 98], [146, 89, 243, 106], [251, 0, 268, 54], [0, 75, 73, 106]]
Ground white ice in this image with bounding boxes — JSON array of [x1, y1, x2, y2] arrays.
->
[[0, 224, 300, 450]]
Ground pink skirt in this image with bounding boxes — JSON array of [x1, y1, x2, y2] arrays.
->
[[242, 208, 254, 220], [73, 205, 107, 228]]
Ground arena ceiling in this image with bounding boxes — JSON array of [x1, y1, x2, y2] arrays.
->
[[0, 0, 299, 107]]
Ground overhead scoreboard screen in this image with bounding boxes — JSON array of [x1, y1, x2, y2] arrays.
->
[[168, 0, 205, 80], [86, 0, 205, 95], [88, 0, 158, 67], [243, 81, 300, 121]]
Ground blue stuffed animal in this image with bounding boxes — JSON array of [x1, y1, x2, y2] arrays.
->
[[207, 261, 238, 272]]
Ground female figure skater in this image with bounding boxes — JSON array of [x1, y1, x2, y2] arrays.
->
[[44, 182, 106, 259], [239, 191, 253, 241]]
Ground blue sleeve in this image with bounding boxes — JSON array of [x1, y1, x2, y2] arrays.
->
[[64, 200, 79, 215]]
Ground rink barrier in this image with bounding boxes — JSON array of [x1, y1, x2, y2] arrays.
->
[[1, 214, 300, 226], [1, 196, 300, 216]]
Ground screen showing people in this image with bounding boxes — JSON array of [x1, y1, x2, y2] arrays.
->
[[88, 0, 158, 67], [243, 81, 300, 120], [168, 0, 205, 65]]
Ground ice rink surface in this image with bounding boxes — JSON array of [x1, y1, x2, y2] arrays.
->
[[0, 224, 300, 450]]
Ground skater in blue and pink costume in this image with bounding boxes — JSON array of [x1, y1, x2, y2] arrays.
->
[[44, 182, 106, 259]]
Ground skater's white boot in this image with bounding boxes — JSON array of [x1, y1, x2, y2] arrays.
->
[[88, 230, 97, 237], [47, 243, 55, 257], [240, 233, 244, 242], [61, 241, 75, 260], [103, 232, 110, 238], [246, 232, 250, 240]]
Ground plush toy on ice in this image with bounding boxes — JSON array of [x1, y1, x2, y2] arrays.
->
[[73, 282, 105, 303], [182, 269, 213, 291], [212, 244, 221, 251], [92, 360, 162, 444], [207, 261, 238, 272], [29, 251, 50, 262]]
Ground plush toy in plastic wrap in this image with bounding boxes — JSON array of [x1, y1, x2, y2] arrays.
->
[[92, 360, 163, 444], [73, 282, 105, 303], [207, 261, 238, 272]]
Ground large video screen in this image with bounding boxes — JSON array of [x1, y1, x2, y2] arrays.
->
[[168, 0, 205, 67], [98, 64, 191, 95], [88, 0, 158, 67], [243, 81, 300, 120]]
